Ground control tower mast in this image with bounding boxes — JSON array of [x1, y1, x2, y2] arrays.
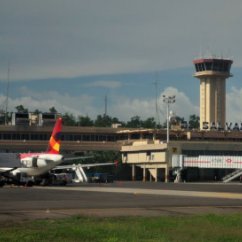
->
[[193, 57, 233, 130]]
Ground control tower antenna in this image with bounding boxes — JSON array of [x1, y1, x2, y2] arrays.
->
[[199, 45, 202, 59]]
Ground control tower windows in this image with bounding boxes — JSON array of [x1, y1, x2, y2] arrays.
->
[[194, 59, 232, 73], [205, 62, 212, 70]]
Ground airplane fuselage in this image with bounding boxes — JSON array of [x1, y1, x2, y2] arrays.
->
[[12, 154, 64, 176]]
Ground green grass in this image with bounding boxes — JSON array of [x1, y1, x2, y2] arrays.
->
[[1, 213, 242, 242]]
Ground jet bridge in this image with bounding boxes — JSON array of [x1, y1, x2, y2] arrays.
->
[[172, 155, 242, 183]]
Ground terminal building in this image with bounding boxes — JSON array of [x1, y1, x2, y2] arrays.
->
[[0, 55, 241, 183], [0, 111, 242, 183], [121, 56, 241, 183]]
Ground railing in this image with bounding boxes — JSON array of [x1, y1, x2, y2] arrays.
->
[[222, 169, 242, 183]]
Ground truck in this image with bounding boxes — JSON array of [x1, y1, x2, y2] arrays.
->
[[5, 173, 35, 187]]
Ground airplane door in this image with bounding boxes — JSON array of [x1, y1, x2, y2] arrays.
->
[[32, 157, 38, 168]]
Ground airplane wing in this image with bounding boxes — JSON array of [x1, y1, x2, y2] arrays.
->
[[63, 156, 94, 162], [0, 167, 18, 172], [52, 161, 118, 183], [53, 161, 118, 170], [0, 167, 19, 180]]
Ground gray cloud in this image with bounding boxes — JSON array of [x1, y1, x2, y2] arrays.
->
[[1, 1, 242, 123], [1, 1, 242, 81], [3, 85, 242, 124]]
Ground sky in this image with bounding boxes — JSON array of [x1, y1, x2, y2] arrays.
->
[[1, 0, 242, 124]]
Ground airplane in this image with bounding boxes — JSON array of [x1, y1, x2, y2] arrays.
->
[[0, 117, 117, 187]]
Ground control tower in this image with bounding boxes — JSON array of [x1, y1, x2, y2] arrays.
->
[[193, 58, 233, 130]]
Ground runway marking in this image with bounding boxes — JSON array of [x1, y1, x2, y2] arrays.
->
[[1, 205, 242, 215], [32, 186, 242, 200]]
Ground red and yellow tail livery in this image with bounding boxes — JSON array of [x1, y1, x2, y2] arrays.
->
[[46, 117, 62, 154]]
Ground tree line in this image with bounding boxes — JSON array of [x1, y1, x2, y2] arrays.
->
[[14, 105, 200, 129]]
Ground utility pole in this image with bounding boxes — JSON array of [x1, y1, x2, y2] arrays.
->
[[104, 94, 107, 116], [154, 73, 159, 129], [104, 94, 107, 126], [163, 95, 176, 143], [5, 62, 10, 125]]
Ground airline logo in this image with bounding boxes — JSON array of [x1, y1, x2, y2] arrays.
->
[[47, 118, 62, 154], [20, 118, 62, 159]]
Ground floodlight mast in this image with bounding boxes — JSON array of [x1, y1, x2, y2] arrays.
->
[[163, 95, 176, 143]]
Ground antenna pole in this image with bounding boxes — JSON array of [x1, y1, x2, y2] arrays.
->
[[5, 63, 10, 125], [154, 73, 159, 129], [104, 94, 107, 127], [104, 94, 107, 117]]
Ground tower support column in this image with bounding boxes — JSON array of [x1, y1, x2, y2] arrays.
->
[[193, 58, 233, 130]]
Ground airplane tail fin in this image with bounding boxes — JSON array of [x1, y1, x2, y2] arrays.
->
[[46, 117, 62, 154]]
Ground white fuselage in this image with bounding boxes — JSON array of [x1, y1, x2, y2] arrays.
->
[[12, 154, 64, 176]]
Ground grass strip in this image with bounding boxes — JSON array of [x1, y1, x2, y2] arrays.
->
[[1, 213, 242, 242]]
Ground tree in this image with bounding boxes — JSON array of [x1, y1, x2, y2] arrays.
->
[[94, 115, 113, 127], [84, 150, 122, 175], [112, 117, 121, 124], [141, 117, 156, 129], [62, 112, 76, 126], [94, 115, 105, 127], [15, 105, 28, 113], [33, 109, 41, 115], [189, 114, 200, 129], [77, 115, 93, 127], [175, 116, 185, 123], [126, 116, 142, 128], [49, 107, 58, 114]]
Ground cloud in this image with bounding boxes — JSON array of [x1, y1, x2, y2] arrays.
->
[[226, 87, 242, 123], [159, 87, 200, 122], [7, 86, 98, 118], [2, 84, 198, 123], [109, 87, 199, 122], [1, 1, 242, 82], [3, 84, 242, 126], [1, 0, 242, 127]]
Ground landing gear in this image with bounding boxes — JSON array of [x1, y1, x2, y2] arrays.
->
[[0, 176, 5, 187]]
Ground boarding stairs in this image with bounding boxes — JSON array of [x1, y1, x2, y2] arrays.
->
[[173, 167, 184, 183], [73, 166, 88, 183], [222, 169, 242, 183]]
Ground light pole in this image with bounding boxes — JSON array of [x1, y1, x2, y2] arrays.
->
[[163, 95, 176, 143]]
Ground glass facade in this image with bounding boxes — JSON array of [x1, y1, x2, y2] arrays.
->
[[194, 59, 232, 73]]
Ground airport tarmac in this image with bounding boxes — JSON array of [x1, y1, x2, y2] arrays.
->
[[1, 181, 242, 222]]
